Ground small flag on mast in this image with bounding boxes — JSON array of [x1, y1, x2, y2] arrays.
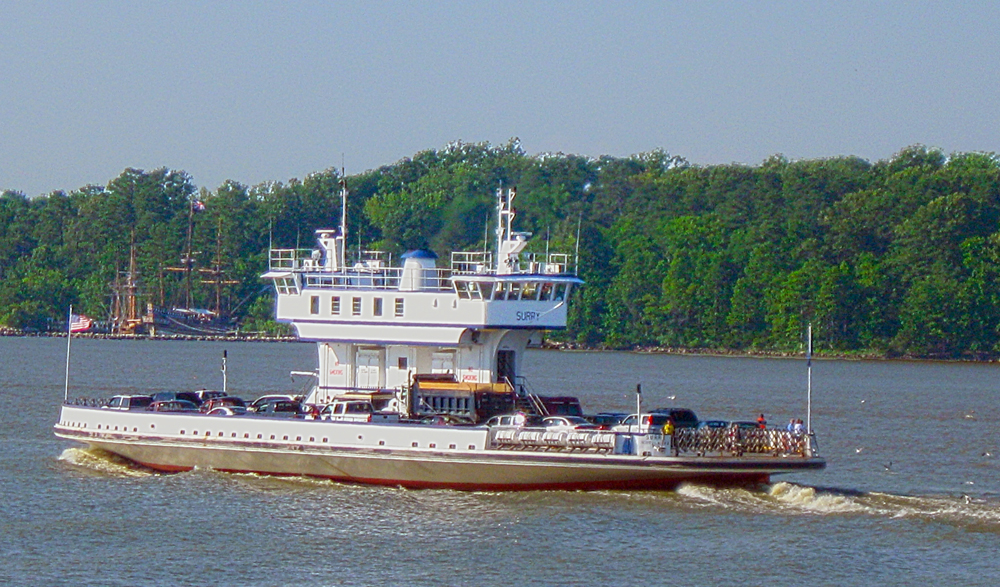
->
[[70, 314, 92, 333]]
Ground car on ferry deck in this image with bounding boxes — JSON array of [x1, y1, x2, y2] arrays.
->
[[207, 406, 247, 416], [537, 396, 584, 417], [151, 391, 202, 406], [200, 396, 247, 413], [483, 414, 544, 428], [248, 395, 299, 413], [194, 389, 228, 404], [587, 412, 628, 428], [146, 399, 200, 412], [698, 420, 729, 429], [103, 395, 153, 411], [649, 408, 700, 428], [254, 400, 302, 417], [542, 416, 599, 431]]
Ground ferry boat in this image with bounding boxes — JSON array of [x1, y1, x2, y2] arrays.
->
[[54, 187, 825, 490]]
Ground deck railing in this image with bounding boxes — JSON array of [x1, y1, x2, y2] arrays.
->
[[672, 427, 813, 457], [487, 426, 815, 457], [271, 247, 577, 277]]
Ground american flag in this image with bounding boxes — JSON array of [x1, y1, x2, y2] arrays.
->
[[69, 314, 92, 333]]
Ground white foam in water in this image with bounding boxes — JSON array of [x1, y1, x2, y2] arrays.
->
[[58, 447, 154, 477], [675, 483, 772, 512], [768, 482, 869, 514], [678, 480, 1000, 530], [863, 492, 1000, 527]]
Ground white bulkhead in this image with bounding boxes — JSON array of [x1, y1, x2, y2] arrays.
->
[[265, 187, 581, 405]]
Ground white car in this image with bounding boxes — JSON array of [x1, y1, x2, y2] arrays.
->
[[102, 395, 153, 410], [542, 416, 599, 431], [206, 406, 247, 416]]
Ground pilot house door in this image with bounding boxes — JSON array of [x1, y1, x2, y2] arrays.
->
[[356, 350, 382, 390], [496, 350, 516, 386]]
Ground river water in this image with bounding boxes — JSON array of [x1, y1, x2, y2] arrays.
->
[[2, 337, 998, 586]]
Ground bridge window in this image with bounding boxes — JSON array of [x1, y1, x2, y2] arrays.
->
[[539, 282, 553, 301], [275, 276, 298, 295], [394, 298, 405, 317], [352, 297, 361, 316], [310, 295, 320, 315], [553, 283, 568, 301], [331, 296, 341, 314], [522, 282, 538, 300], [373, 297, 383, 316]]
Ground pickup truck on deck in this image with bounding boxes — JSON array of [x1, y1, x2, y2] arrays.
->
[[319, 400, 400, 423], [103, 395, 153, 410]]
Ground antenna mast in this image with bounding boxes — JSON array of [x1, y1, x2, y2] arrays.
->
[[339, 166, 347, 273], [807, 323, 813, 434]]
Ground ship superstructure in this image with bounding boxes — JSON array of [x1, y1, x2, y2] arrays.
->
[[263, 187, 582, 420]]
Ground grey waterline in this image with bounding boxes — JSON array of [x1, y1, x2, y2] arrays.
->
[[2, 337, 998, 586]]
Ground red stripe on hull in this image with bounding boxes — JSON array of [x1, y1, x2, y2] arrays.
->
[[145, 463, 771, 491]]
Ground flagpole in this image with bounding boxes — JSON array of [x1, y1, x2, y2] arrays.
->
[[64, 305, 73, 402], [806, 322, 813, 435], [635, 383, 642, 431]]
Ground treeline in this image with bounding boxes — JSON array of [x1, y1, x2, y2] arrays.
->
[[3, 141, 1000, 358]]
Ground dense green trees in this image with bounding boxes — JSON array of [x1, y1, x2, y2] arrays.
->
[[3, 142, 1000, 358]]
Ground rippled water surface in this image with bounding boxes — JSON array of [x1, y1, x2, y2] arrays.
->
[[2, 337, 999, 586]]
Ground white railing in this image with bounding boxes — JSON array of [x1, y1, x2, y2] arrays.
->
[[487, 426, 816, 457], [273, 247, 578, 277], [450, 250, 576, 276], [673, 427, 814, 457]]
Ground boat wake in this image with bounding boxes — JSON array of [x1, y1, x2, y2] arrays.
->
[[676, 481, 1000, 529], [57, 447, 156, 477]]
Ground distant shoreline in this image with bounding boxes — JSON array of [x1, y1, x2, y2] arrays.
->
[[4, 328, 991, 363], [539, 340, 1000, 364], [0, 328, 299, 343]]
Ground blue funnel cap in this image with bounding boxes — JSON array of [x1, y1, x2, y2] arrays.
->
[[401, 249, 438, 259]]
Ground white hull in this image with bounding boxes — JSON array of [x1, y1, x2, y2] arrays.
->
[[55, 406, 824, 491]]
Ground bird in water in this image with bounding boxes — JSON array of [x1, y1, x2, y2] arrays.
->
[[855, 447, 864, 454], [883, 461, 892, 471], [963, 494, 973, 504], [982, 452, 993, 458], [666, 395, 676, 401]]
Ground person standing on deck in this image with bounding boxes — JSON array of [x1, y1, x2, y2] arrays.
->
[[757, 414, 767, 429], [662, 417, 676, 456]]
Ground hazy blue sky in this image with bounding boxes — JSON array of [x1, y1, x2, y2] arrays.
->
[[3, 1, 998, 197]]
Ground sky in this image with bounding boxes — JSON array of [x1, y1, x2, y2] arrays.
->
[[2, 1, 999, 197]]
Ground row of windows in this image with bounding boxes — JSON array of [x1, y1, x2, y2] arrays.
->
[[311, 295, 404, 317], [174, 429, 475, 450], [80, 421, 477, 450], [454, 280, 571, 301]]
